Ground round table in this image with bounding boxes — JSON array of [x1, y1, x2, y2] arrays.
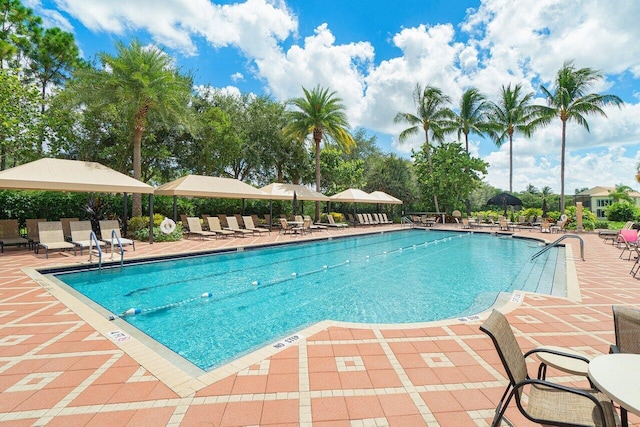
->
[[588, 353, 640, 426]]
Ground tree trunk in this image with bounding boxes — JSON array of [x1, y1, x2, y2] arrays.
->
[[560, 120, 567, 213], [0, 143, 6, 171], [424, 130, 439, 212], [313, 128, 323, 221], [132, 127, 144, 217], [464, 132, 471, 216], [508, 132, 513, 193]]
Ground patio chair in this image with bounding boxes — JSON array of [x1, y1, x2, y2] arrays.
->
[[60, 218, 79, 241], [242, 216, 269, 235], [0, 219, 29, 253], [186, 217, 216, 240], [540, 219, 551, 233], [279, 218, 296, 235], [207, 217, 234, 238], [461, 218, 471, 229], [480, 310, 616, 427], [37, 221, 76, 258], [26, 218, 46, 251], [70, 221, 106, 255], [550, 220, 567, 234], [225, 216, 253, 237], [610, 305, 640, 354], [617, 229, 639, 260], [99, 220, 135, 251]]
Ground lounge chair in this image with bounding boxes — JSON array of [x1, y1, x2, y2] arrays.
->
[[201, 214, 210, 230], [242, 216, 269, 235], [0, 219, 29, 253], [60, 218, 79, 241], [550, 220, 567, 234], [186, 217, 216, 239], [207, 217, 234, 238], [610, 305, 640, 354], [356, 213, 369, 226], [618, 229, 638, 260], [225, 216, 253, 237], [461, 218, 471, 229], [70, 221, 106, 255], [304, 215, 326, 231], [347, 213, 356, 226], [218, 214, 229, 228], [382, 213, 393, 224], [480, 310, 617, 427], [26, 218, 46, 251], [327, 214, 348, 228], [37, 221, 76, 258], [366, 213, 379, 225], [99, 220, 135, 251]]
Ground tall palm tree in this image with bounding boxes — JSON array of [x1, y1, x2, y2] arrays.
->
[[285, 85, 355, 220], [486, 83, 539, 193], [71, 40, 193, 216], [451, 87, 491, 215], [394, 84, 453, 212], [538, 61, 623, 212], [452, 87, 491, 152]]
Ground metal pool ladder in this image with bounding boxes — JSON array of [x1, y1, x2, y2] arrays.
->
[[88, 230, 125, 270], [531, 234, 585, 261]]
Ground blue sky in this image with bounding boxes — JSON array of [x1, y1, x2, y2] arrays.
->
[[28, 0, 640, 194]]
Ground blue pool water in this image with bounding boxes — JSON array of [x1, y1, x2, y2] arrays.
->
[[56, 229, 553, 371]]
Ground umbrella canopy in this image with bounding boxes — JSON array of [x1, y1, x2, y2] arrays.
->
[[368, 191, 403, 204], [330, 188, 378, 203], [259, 183, 329, 201], [487, 192, 523, 207], [0, 158, 154, 194], [155, 175, 287, 200]]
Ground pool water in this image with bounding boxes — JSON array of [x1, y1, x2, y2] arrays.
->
[[56, 229, 554, 370]]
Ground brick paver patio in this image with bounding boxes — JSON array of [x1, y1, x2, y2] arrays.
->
[[0, 224, 638, 426]]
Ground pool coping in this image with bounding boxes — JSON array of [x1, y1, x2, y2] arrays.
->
[[22, 230, 579, 398]]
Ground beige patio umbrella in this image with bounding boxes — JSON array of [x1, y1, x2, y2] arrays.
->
[[259, 183, 330, 201], [329, 188, 378, 226], [368, 191, 403, 204], [0, 158, 154, 194], [0, 158, 156, 242], [155, 175, 289, 230]]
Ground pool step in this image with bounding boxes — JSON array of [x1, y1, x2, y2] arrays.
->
[[514, 246, 566, 297]]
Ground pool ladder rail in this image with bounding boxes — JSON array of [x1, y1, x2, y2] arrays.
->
[[531, 234, 584, 261], [88, 230, 125, 270]]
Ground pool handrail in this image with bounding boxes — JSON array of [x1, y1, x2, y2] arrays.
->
[[88, 230, 103, 269], [110, 229, 124, 268], [531, 234, 584, 261]]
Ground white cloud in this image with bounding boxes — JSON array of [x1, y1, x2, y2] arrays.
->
[[230, 72, 244, 82]]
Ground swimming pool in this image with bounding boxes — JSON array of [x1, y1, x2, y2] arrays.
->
[[54, 229, 557, 371]]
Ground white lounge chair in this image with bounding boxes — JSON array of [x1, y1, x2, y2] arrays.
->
[[37, 221, 76, 258], [207, 217, 235, 238], [242, 216, 269, 235], [70, 221, 106, 255], [187, 217, 216, 239], [225, 216, 253, 237], [99, 220, 135, 251]]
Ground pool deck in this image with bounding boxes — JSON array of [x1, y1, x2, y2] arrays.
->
[[0, 224, 638, 426]]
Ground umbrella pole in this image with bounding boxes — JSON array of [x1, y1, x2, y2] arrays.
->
[[269, 200, 273, 232], [242, 198, 245, 215], [354, 203, 357, 227], [173, 195, 177, 223], [148, 194, 154, 244]]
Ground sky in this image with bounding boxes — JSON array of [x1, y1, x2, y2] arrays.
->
[[26, 0, 640, 194]]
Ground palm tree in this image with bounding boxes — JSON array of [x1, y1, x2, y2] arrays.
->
[[70, 40, 193, 216], [285, 85, 355, 220], [538, 61, 623, 212], [451, 87, 491, 215], [394, 84, 454, 212], [609, 184, 633, 203], [486, 83, 539, 193], [452, 87, 491, 152]]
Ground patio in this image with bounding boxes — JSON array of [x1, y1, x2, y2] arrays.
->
[[0, 224, 638, 426]]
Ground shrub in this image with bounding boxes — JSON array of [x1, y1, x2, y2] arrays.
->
[[593, 220, 609, 229], [605, 202, 638, 222], [133, 223, 183, 242], [563, 206, 597, 231]]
